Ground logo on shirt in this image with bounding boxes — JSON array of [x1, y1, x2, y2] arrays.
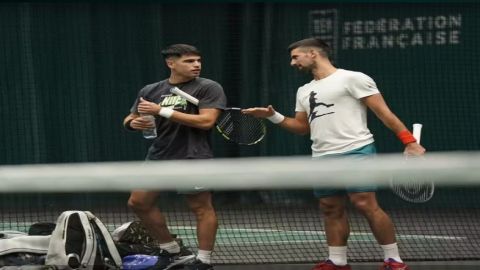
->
[[309, 91, 334, 123], [161, 95, 188, 110]]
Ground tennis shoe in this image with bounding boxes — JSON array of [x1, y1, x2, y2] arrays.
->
[[379, 258, 410, 270], [312, 260, 352, 270], [114, 221, 185, 246], [184, 259, 214, 270], [156, 249, 196, 269]]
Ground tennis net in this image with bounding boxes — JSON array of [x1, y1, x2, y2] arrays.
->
[[1, 152, 480, 264]]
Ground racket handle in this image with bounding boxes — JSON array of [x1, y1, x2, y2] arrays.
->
[[170, 87, 199, 105], [412, 123, 422, 144]]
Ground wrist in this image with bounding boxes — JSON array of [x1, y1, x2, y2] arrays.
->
[[158, 107, 174, 118], [124, 119, 135, 131], [266, 111, 285, 124], [396, 130, 416, 145]]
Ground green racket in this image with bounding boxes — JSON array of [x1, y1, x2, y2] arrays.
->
[[170, 87, 266, 145]]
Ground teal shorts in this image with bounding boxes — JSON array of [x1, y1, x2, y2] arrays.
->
[[313, 143, 377, 198]]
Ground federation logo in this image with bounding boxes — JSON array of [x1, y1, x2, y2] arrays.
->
[[309, 9, 339, 60]]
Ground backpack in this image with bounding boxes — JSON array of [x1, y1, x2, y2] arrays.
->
[[45, 210, 122, 269], [0, 234, 50, 267]]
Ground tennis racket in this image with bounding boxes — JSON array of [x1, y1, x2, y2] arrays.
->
[[170, 87, 266, 145], [390, 123, 435, 203]]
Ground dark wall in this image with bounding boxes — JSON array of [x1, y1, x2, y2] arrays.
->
[[1, 3, 478, 164]]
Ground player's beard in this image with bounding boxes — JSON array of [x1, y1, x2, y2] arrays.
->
[[296, 63, 314, 74]]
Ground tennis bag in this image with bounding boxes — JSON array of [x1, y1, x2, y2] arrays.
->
[[0, 233, 50, 267], [0, 224, 56, 267], [45, 210, 122, 269]]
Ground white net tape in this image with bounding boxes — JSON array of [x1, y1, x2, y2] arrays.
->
[[1, 151, 479, 192]]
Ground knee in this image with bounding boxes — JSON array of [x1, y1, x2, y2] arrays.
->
[[190, 203, 216, 219], [128, 197, 152, 214], [187, 193, 216, 219], [188, 198, 216, 222], [319, 200, 345, 219], [349, 194, 379, 216]]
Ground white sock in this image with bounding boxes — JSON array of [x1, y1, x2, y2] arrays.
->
[[196, 249, 212, 264], [159, 241, 180, 254], [381, 243, 403, 263], [328, 246, 348, 266]]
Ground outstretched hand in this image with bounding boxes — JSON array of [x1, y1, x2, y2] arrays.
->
[[242, 105, 276, 118], [138, 97, 161, 115]]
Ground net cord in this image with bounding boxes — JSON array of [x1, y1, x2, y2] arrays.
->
[[1, 152, 479, 192]]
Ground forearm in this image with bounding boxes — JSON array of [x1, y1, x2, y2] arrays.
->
[[242, 107, 309, 135], [364, 94, 424, 154], [139, 99, 219, 130], [377, 111, 409, 134], [278, 117, 310, 135], [267, 111, 309, 135], [168, 110, 217, 130], [376, 111, 420, 146], [363, 94, 410, 134]]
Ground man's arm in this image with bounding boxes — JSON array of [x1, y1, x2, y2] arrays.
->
[[362, 93, 425, 155], [242, 105, 309, 135], [137, 97, 221, 130], [123, 112, 156, 131], [169, 108, 221, 130]]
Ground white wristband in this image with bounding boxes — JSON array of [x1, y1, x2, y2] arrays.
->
[[266, 112, 285, 124], [158, 108, 174, 118]]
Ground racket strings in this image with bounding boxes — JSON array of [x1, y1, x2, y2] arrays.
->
[[218, 113, 234, 134], [392, 179, 435, 203], [217, 110, 265, 145]]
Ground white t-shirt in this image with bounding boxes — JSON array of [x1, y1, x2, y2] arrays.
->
[[295, 69, 379, 157]]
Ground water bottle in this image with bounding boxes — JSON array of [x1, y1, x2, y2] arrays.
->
[[142, 115, 157, 139]]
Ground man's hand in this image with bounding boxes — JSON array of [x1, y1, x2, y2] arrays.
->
[[138, 97, 161, 115], [130, 115, 156, 131], [404, 142, 426, 157], [242, 105, 276, 118]]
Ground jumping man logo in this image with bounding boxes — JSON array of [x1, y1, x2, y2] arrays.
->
[[309, 91, 334, 123]]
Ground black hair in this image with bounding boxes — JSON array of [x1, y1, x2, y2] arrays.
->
[[161, 44, 201, 59], [287, 37, 332, 59]]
